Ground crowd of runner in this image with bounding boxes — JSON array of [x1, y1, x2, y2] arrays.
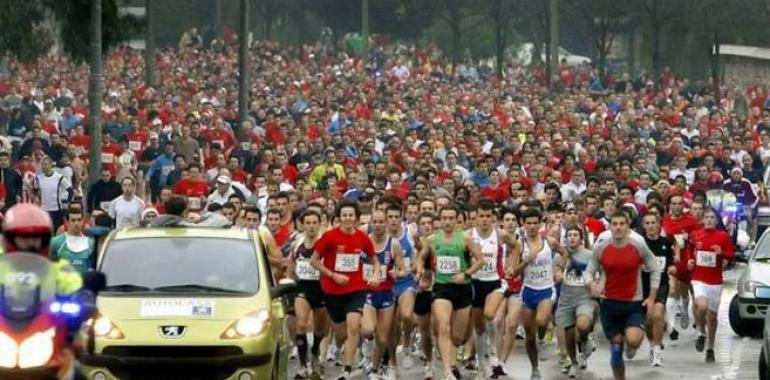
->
[[0, 32, 762, 380]]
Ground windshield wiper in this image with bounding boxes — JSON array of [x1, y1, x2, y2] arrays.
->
[[103, 284, 153, 292], [152, 284, 247, 294]]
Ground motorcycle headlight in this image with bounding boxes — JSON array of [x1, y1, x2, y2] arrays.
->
[[0, 331, 17, 368], [221, 309, 270, 339], [17, 327, 55, 369], [91, 317, 125, 339]]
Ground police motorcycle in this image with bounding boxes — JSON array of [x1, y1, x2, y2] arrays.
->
[[706, 189, 752, 260], [0, 252, 104, 379]]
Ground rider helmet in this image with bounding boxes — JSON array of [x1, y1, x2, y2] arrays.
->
[[2, 203, 54, 255]]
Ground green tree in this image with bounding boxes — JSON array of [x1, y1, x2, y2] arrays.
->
[[45, 0, 142, 62], [0, 0, 53, 61]]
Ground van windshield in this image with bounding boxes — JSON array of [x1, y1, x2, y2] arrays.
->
[[100, 238, 259, 295]]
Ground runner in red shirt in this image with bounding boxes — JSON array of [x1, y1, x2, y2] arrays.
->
[[661, 195, 700, 334], [172, 164, 209, 211], [586, 211, 662, 380], [310, 199, 381, 379], [685, 208, 735, 363]]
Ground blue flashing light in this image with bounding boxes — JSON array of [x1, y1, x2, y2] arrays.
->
[[50, 301, 82, 316]]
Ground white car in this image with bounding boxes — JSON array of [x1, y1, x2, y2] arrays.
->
[[758, 287, 770, 380], [731, 229, 770, 336], [514, 42, 591, 67]]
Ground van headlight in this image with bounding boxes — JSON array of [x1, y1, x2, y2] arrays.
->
[[221, 309, 270, 339], [90, 317, 125, 339], [18, 328, 55, 368]]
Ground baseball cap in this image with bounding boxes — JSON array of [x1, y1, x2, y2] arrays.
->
[[216, 175, 232, 185]]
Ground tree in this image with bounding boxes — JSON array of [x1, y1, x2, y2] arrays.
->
[[45, 0, 142, 62], [635, 0, 696, 80], [397, 0, 488, 75], [489, 0, 516, 80], [568, 0, 631, 81], [0, 0, 53, 61]]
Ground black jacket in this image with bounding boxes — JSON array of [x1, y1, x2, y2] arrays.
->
[[0, 168, 22, 212], [86, 180, 123, 212]]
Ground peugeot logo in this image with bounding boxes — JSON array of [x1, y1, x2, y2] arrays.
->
[[159, 325, 187, 339]]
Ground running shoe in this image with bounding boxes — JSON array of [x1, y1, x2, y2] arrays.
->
[[705, 348, 716, 363], [489, 364, 507, 379], [651, 348, 663, 367], [695, 334, 706, 353], [567, 364, 579, 378], [530, 368, 542, 380]]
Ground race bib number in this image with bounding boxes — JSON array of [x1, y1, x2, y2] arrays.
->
[[526, 269, 548, 283], [436, 256, 461, 274], [101, 152, 114, 163], [334, 253, 359, 272], [128, 141, 142, 151], [296, 260, 319, 281], [696, 250, 717, 268], [564, 271, 585, 287], [480, 256, 496, 274], [241, 142, 251, 151], [188, 197, 201, 210], [99, 201, 111, 211], [363, 263, 387, 281]]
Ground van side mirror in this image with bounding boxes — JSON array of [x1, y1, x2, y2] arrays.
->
[[756, 286, 770, 300], [270, 279, 297, 299], [83, 271, 107, 293]]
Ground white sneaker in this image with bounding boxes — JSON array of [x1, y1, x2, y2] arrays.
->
[[403, 352, 414, 370], [651, 347, 663, 367], [530, 368, 542, 380], [567, 364, 579, 378], [290, 346, 299, 360], [626, 346, 637, 360], [336, 370, 352, 380]]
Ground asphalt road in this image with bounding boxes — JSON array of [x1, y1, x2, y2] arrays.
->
[[288, 267, 762, 380]]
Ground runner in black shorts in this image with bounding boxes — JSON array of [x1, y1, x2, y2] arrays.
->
[[641, 212, 675, 367], [413, 211, 437, 380], [585, 211, 662, 380], [290, 209, 329, 379]]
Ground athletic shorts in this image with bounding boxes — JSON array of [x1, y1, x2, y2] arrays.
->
[[599, 300, 645, 339], [555, 295, 595, 329], [366, 289, 396, 310], [642, 275, 670, 306], [691, 281, 723, 312], [521, 286, 556, 311], [297, 280, 325, 309], [394, 277, 416, 300], [414, 291, 432, 316], [324, 291, 367, 324], [432, 283, 473, 310], [472, 279, 502, 308]]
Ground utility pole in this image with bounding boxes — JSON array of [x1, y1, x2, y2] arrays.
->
[[549, 0, 559, 80], [88, 0, 103, 189], [362, 0, 370, 66], [144, 0, 155, 86], [237, 0, 249, 140]]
